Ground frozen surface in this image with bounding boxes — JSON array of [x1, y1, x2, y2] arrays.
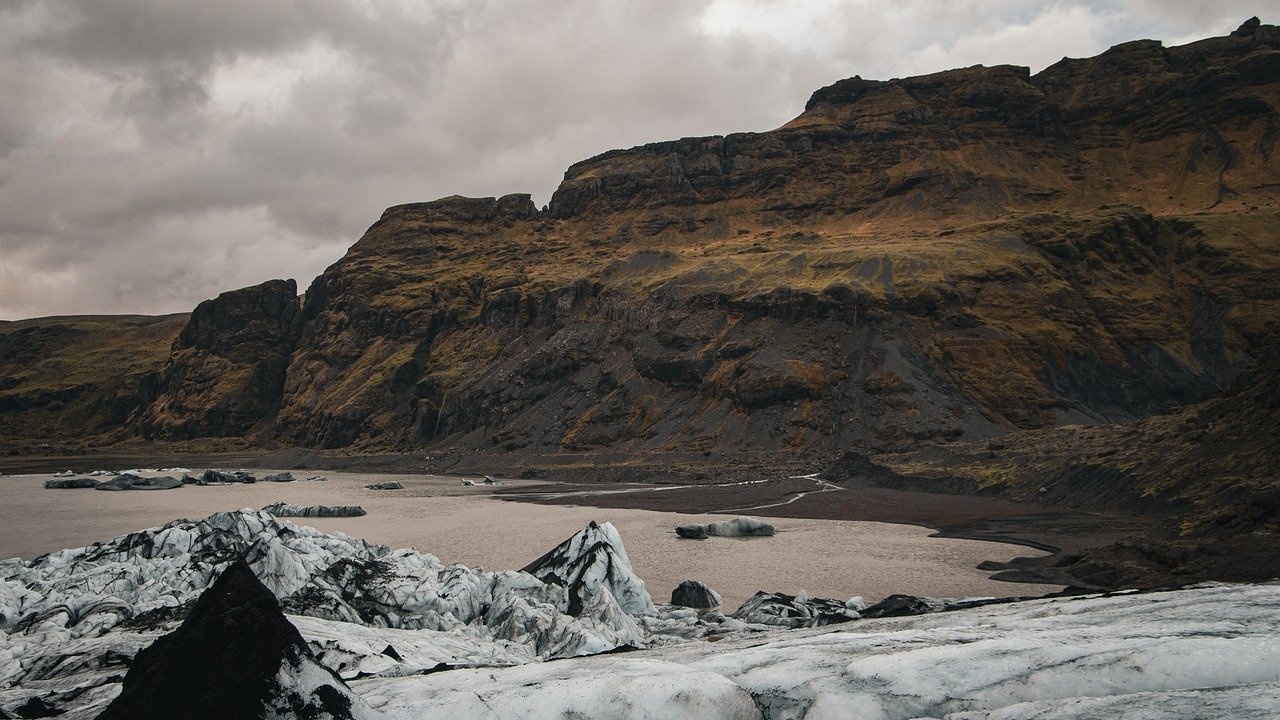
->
[[351, 582, 1280, 719], [2, 508, 1278, 719]]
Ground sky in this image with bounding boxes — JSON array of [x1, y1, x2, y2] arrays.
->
[[0, 0, 1273, 320]]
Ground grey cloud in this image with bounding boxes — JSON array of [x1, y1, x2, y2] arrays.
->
[[1, 0, 1275, 319]]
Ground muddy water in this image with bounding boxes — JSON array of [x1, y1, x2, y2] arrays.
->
[[0, 469, 1062, 610]]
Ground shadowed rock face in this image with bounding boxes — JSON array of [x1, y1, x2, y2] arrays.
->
[[132, 279, 300, 440], [870, 336, 1280, 589], [96, 559, 365, 720]]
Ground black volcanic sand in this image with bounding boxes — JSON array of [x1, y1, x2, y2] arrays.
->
[[494, 478, 1149, 559]]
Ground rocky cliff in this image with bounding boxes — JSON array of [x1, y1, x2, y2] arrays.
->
[[135, 279, 301, 440], [3, 20, 1278, 465]]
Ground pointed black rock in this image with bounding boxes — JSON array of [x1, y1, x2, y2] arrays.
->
[[96, 559, 362, 720]]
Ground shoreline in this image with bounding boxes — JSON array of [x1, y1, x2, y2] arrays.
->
[[1, 449, 1151, 591], [0, 466, 1066, 608]]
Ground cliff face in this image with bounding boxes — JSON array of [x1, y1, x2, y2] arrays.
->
[[550, 21, 1280, 224], [5, 20, 1279, 463], [134, 279, 301, 439], [256, 20, 1278, 457]]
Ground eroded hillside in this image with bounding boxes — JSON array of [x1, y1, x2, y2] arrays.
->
[[5, 20, 1279, 466]]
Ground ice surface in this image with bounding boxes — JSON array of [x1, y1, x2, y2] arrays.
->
[[3, 509, 1278, 719], [0, 510, 701, 715], [342, 582, 1280, 719]]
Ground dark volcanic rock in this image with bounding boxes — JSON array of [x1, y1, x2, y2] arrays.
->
[[364, 481, 405, 490], [133, 279, 301, 440], [859, 594, 936, 619], [12, 696, 63, 718], [43, 477, 98, 489], [93, 473, 183, 491], [262, 502, 366, 518], [730, 591, 859, 628], [197, 469, 256, 485], [96, 559, 365, 720], [675, 524, 709, 540], [671, 580, 721, 609], [262, 471, 296, 483]]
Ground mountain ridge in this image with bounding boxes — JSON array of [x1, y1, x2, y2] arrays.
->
[[1, 19, 1276, 470]]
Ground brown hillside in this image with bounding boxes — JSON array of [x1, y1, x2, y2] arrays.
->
[[0, 314, 187, 449], [3, 20, 1278, 470]]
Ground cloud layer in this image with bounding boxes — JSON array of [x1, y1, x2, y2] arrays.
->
[[0, 0, 1272, 318]]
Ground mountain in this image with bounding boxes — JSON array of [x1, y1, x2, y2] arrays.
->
[[1, 19, 1277, 470]]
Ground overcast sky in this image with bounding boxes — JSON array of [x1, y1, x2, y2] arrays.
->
[[0, 0, 1273, 319]]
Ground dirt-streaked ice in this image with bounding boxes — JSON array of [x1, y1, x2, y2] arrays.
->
[[2, 509, 1278, 719]]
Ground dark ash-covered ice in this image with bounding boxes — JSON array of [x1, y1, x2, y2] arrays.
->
[[44, 477, 99, 489], [94, 472, 184, 491], [263, 502, 367, 518], [97, 559, 370, 720]]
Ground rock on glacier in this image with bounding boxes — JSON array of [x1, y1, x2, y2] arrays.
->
[[671, 580, 722, 609], [97, 559, 372, 720]]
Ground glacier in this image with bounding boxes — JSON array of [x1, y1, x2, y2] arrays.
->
[[1, 508, 1278, 718]]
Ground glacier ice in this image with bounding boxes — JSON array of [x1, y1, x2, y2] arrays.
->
[[2, 509, 1278, 719]]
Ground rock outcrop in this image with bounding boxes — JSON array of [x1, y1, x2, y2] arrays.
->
[[671, 580, 722, 609], [132, 279, 301, 440], [96, 560, 371, 720]]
